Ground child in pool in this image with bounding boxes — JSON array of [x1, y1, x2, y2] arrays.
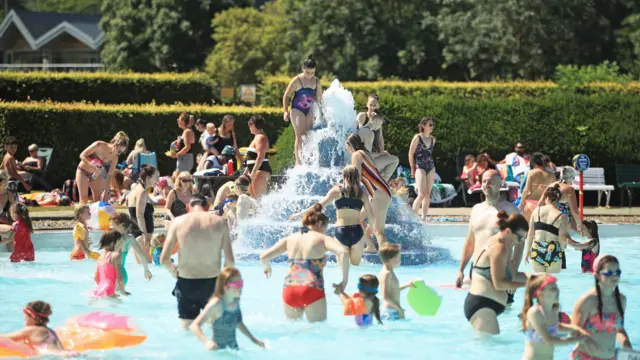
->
[[92, 230, 128, 301], [378, 243, 416, 320], [70, 204, 98, 260], [521, 274, 593, 360], [0, 203, 35, 262], [149, 233, 167, 265], [108, 213, 152, 286], [0, 301, 71, 354], [190, 267, 264, 351], [334, 274, 383, 327]]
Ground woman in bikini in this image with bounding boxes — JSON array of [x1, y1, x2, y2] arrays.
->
[[260, 204, 349, 322], [571, 255, 632, 359], [346, 134, 392, 249], [525, 184, 595, 274], [356, 95, 398, 181], [289, 165, 375, 265], [519, 152, 556, 220], [244, 115, 271, 197], [282, 55, 323, 167], [76, 131, 129, 204], [408, 117, 436, 220], [465, 211, 528, 335], [127, 165, 159, 256], [538, 166, 585, 235]]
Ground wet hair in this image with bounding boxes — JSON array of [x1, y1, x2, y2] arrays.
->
[[303, 54, 316, 69], [226, 194, 239, 203], [530, 152, 545, 169], [110, 131, 129, 148], [12, 203, 33, 234], [4, 136, 18, 147], [110, 212, 140, 235], [418, 117, 434, 133], [378, 243, 401, 263], [200, 183, 213, 198], [138, 164, 157, 186], [99, 229, 123, 251], [302, 203, 328, 230], [359, 274, 382, 325], [219, 115, 236, 135], [496, 210, 529, 234], [521, 274, 558, 331], [345, 134, 368, 153], [582, 220, 599, 244], [236, 175, 251, 187], [189, 194, 209, 209], [544, 183, 562, 203], [74, 204, 90, 221], [594, 255, 624, 322], [342, 165, 362, 199], [212, 267, 242, 299], [25, 301, 52, 326], [249, 115, 265, 130]]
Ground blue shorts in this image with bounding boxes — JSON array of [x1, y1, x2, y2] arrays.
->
[[382, 308, 403, 321]]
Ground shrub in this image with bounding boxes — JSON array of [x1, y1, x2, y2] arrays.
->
[[0, 72, 217, 104], [259, 75, 640, 106], [0, 101, 283, 186], [554, 61, 632, 87]]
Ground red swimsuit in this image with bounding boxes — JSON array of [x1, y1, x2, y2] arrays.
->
[[10, 219, 34, 262]]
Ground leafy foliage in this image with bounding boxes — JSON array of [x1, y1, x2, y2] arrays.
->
[[554, 62, 632, 87], [205, 0, 287, 86]]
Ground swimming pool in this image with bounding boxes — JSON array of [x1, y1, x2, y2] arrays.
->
[[1, 224, 638, 359]]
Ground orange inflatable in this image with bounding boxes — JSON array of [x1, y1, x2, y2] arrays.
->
[[343, 293, 367, 316]]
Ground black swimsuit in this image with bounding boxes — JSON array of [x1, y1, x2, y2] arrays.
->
[[165, 190, 188, 221], [530, 207, 565, 268], [245, 135, 272, 174], [129, 185, 155, 237]]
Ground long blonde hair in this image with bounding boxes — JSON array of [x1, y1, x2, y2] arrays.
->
[[134, 138, 146, 152], [110, 131, 129, 148], [218, 115, 236, 137], [174, 171, 194, 194], [521, 274, 557, 331]]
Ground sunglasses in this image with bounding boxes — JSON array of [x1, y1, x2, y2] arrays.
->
[[427, 123, 434, 127], [599, 269, 622, 277], [181, 179, 193, 183], [225, 280, 244, 289]]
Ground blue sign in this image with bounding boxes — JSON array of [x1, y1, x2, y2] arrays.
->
[[572, 154, 590, 172]]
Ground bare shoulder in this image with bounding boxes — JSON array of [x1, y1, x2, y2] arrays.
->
[[498, 199, 520, 215], [577, 291, 598, 308]]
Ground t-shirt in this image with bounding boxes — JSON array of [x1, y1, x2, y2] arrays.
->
[[505, 152, 530, 178], [204, 134, 218, 151], [204, 155, 223, 170]]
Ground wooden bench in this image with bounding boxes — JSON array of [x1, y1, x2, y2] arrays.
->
[[615, 164, 640, 207], [570, 167, 615, 208]]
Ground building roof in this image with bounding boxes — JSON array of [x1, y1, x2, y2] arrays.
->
[[0, 10, 103, 50]]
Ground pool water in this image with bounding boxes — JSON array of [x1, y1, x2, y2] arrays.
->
[[1, 225, 639, 359]]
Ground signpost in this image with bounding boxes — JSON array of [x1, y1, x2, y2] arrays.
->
[[240, 85, 256, 104], [572, 154, 591, 221]]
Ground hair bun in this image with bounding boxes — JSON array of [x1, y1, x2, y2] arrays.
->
[[312, 203, 323, 212], [496, 210, 508, 220]]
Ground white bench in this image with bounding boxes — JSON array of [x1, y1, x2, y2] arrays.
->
[[570, 167, 614, 207]]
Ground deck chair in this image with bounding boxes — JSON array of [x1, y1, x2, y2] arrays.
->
[[37, 147, 53, 176], [131, 152, 158, 179]]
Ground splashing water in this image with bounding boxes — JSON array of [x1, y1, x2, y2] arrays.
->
[[236, 80, 452, 265]]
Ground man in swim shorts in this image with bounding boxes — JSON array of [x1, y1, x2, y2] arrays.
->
[[161, 194, 234, 329], [455, 170, 522, 298]]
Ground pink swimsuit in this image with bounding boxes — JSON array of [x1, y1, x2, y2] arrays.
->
[[571, 313, 623, 360], [93, 252, 117, 298]]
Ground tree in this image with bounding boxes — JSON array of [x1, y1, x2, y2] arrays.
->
[[282, 0, 444, 81], [101, 0, 249, 73], [205, 0, 287, 85], [29, 0, 102, 13], [100, 0, 155, 72]]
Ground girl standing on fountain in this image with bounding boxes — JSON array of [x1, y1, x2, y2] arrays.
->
[[289, 165, 375, 265], [261, 204, 349, 322], [408, 117, 436, 220], [282, 55, 324, 167], [245, 115, 271, 197], [345, 134, 391, 248]]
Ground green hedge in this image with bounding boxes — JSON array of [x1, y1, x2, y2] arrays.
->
[[269, 92, 640, 185], [259, 75, 640, 107], [0, 102, 283, 186], [0, 72, 217, 104]]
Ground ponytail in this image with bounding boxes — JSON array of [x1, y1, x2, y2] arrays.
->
[[496, 210, 529, 234]]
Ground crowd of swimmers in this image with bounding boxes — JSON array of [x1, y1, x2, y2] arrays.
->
[[0, 55, 635, 359]]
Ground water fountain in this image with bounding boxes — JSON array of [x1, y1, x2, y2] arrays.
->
[[235, 80, 452, 265]]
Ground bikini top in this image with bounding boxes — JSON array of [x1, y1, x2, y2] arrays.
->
[[334, 186, 364, 211], [585, 313, 624, 334], [32, 326, 61, 351], [169, 190, 188, 217], [524, 322, 559, 343], [533, 206, 564, 236], [472, 244, 513, 283]]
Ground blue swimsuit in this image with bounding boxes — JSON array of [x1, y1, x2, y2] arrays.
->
[[291, 77, 317, 116]]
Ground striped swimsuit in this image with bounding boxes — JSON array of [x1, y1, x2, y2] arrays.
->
[[358, 151, 391, 197]]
